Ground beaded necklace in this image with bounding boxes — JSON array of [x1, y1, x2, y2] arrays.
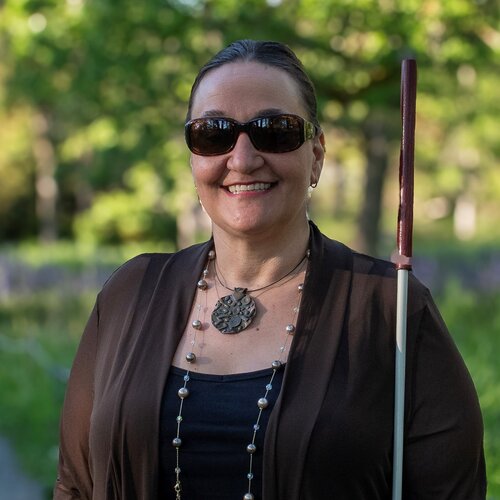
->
[[172, 249, 308, 500]]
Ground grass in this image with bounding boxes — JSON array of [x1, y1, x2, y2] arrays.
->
[[436, 282, 500, 497], [0, 248, 499, 498], [0, 291, 95, 497], [0, 239, 172, 270]]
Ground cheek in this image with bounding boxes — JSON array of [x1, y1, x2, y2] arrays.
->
[[292, 151, 316, 187], [191, 157, 221, 186]]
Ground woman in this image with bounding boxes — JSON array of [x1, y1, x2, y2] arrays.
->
[[54, 40, 486, 499]]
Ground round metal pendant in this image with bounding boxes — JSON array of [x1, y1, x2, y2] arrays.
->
[[211, 287, 257, 334]]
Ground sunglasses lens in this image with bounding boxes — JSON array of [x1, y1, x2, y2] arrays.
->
[[251, 115, 303, 153], [185, 114, 311, 155], [186, 118, 235, 155]]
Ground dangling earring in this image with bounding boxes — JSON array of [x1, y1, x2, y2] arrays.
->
[[198, 197, 207, 213], [196, 191, 207, 214], [193, 182, 207, 213]]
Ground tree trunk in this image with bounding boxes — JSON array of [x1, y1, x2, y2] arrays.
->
[[32, 111, 58, 243], [356, 113, 390, 257]]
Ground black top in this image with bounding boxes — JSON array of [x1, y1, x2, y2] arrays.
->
[[159, 366, 285, 499]]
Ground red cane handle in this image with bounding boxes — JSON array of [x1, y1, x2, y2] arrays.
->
[[396, 59, 417, 270]]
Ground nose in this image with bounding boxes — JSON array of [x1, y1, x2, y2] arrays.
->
[[226, 132, 264, 173]]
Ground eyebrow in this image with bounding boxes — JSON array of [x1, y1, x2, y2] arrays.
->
[[201, 110, 226, 118], [257, 108, 286, 117], [200, 108, 287, 119]]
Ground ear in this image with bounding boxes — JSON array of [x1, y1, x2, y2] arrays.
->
[[310, 131, 325, 186]]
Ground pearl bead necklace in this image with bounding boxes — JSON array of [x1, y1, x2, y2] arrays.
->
[[172, 249, 307, 499]]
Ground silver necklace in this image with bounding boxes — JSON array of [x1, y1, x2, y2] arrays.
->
[[172, 249, 308, 500], [211, 252, 309, 334]]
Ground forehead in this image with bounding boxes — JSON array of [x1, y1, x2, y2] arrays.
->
[[190, 61, 306, 119]]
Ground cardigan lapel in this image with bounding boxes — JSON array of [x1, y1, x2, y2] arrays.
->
[[263, 223, 354, 500], [114, 241, 212, 499]]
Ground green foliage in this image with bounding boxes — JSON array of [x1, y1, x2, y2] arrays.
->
[[73, 161, 178, 244], [0, 0, 499, 247], [436, 284, 500, 496], [0, 106, 37, 239], [0, 291, 94, 494]]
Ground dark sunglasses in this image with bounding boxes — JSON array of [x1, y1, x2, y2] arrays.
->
[[185, 113, 317, 156]]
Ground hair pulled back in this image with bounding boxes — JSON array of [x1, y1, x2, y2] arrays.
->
[[186, 39, 320, 130]]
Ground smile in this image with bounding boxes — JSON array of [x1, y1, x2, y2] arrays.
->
[[227, 183, 272, 194]]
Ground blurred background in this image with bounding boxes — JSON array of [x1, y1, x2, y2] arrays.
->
[[0, 0, 499, 497]]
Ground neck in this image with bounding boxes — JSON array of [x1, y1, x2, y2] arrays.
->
[[211, 219, 311, 290]]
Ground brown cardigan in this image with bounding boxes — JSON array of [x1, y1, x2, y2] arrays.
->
[[54, 223, 486, 499]]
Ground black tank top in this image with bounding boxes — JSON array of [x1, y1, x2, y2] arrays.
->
[[158, 366, 284, 499]]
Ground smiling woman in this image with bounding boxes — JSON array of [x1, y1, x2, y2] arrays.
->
[[54, 40, 486, 500]]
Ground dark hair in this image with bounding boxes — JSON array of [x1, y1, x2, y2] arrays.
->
[[186, 39, 320, 129]]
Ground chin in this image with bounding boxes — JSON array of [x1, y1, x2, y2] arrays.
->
[[222, 216, 291, 239]]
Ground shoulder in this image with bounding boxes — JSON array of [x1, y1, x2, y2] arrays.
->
[[99, 253, 166, 299], [313, 223, 395, 279], [313, 224, 429, 309], [312, 222, 396, 278], [98, 240, 212, 303]]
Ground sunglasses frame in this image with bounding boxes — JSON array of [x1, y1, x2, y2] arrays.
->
[[185, 113, 317, 156]]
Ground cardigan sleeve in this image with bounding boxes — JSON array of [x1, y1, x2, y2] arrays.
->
[[53, 299, 99, 499], [403, 289, 487, 498]]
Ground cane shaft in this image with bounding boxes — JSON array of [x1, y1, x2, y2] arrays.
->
[[392, 269, 409, 499]]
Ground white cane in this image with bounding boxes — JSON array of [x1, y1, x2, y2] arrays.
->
[[392, 58, 417, 500]]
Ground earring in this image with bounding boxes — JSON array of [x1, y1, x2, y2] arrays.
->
[[310, 181, 318, 188], [197, 195, 207, 213]]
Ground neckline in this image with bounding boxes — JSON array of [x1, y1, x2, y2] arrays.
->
[[170, 364, 285, 382]]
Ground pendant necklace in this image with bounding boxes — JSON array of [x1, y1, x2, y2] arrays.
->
[[172, 248, 309, 500], [211, 252, 309, 334]]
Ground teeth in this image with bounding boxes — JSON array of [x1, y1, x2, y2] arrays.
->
[[228, 183, 271, 194]]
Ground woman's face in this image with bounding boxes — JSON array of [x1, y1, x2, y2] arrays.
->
[[189, 61, 324, 239]]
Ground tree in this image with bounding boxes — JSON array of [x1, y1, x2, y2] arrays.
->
[[0, 0, 498, 253]]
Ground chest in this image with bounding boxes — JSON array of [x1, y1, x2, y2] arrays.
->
[[171, 272, 305, 375]]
